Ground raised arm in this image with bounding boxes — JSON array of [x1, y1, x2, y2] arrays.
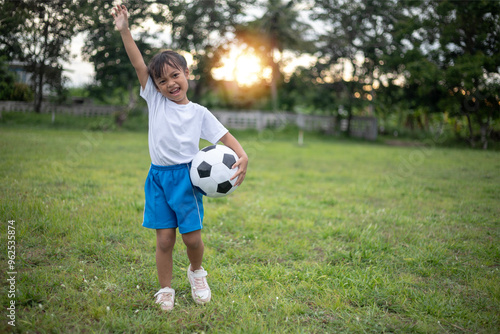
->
[[112, 5, 149, 89]]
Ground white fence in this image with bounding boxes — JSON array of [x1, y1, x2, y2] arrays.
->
[[348, 116, 378, 140], [0, 101, 377, 140], [211, 110, 337, 133], [204, 111, 377, 140], [0, 101, 120, 116]]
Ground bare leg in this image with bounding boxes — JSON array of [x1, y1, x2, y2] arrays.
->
[[182, 230, 204, 271], [156, 228, 177, 288]]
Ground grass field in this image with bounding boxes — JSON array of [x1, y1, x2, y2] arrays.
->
[[0, 121, 499, 333]]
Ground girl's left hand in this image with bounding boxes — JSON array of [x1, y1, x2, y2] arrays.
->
[[231, 154, 248, 187]]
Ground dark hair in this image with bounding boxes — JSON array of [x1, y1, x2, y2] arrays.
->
[[147, 50, 188, 86]]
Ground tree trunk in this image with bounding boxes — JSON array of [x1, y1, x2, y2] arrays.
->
[[480, 123, 488, 150], [115, 82, 138, 127], [193, 78, 203, 103], [35, 19, 50, 114], [270, 74, 278, 111], [464, 110, 475, 148], [346, 83, 354, 136], [480, 113, 491, 150], [347, 108, 353, 136], [34, 63, 44, 113], [270, 38, 279, 112], [127, 82, 136, 110]]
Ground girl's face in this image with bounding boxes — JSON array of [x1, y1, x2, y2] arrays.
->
[[154, 64, 190, 105]]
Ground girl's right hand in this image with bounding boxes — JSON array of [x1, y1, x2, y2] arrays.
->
[[112, 5, 129, 32]]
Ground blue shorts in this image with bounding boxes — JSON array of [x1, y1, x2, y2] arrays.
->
[[142, 163, 204, 234]]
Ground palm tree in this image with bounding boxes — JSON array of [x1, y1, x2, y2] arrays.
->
[[237, 0, 312, 111]]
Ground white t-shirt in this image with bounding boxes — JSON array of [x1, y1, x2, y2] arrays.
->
[[140, 76, 228, 166]]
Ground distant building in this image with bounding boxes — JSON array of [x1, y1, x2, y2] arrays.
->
[[8, 61, 64, 96], [8, 61, 32, 85]]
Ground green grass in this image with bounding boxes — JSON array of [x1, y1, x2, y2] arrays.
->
[[0, 123, 499, 333]]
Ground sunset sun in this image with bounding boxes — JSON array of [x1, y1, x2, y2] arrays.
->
[[211, 46, 271, 87]]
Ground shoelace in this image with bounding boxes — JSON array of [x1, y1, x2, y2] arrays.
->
[[156, 292, 173, 302], [155, 288, 174, 304], [192, 276, 208, 291]]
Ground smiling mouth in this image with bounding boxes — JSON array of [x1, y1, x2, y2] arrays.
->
[[170, 87, 180, 95]]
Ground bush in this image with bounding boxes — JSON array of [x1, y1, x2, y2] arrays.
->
[[11, 82, 34, 101]]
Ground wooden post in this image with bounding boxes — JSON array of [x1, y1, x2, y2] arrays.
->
[[298, 130, 304, 146]]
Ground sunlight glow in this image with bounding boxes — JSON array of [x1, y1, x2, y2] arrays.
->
[[211, 46, 271, 87]]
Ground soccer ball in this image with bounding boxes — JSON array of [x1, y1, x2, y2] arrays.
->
[[190, 145, 239, 198]]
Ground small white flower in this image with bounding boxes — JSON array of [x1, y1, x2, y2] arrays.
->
[[106, 306, 110, 312], [94, 276, 98, 280], [248, 295, 251, 299], [136, 285, 140, 289], [276, 297, 279, 300], [60, 284, 66, 288], [134, 309, 139, 314], [38, 304, 43, 309], [80, 269, 83, 272]]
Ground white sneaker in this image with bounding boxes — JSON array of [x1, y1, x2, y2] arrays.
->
[[187, 265, 211, 304], [154, 287, 175, 311]]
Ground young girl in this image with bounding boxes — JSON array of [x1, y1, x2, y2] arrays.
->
[[112, 4, 248, 311]]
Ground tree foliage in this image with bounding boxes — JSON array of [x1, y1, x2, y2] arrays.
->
[[80, 0, 157, 108], [311, 0, 399, 131], [166, 0, 254, 100], [1, 0, 497, 147], [237, 0, 313, 111], [309, 0, 499, 146], [80, 0, 252, 104], [388, 0, 500, 148], [0, 0, 85, 112]]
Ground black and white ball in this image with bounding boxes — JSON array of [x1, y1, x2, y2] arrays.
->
[[190, 145, 239, 198]]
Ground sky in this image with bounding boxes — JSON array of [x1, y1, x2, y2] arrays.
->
[[64, 33, 95, 87]]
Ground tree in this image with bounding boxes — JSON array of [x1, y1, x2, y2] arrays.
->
[[0, 0, 84, 112], [435, 0, 500, 148], [81, 0, 252, 106], [313, 0, 399, 132], [237, 0, 313, 111], [389, 0, 500, 148], [166, 0, 254, 102], [81, 0, 156, 109]]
